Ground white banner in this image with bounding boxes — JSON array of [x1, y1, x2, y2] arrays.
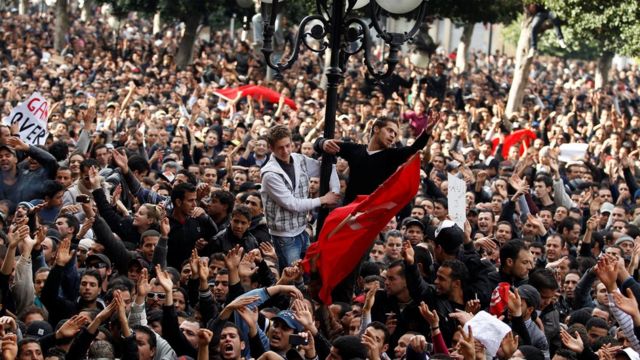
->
[[448, 173, 467, 229], [3, 92, 49, 146]]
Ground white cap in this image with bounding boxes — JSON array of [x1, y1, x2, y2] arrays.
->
[[78, 239, 95, 250]]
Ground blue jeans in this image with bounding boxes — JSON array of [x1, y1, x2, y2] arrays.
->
[[273, 232, 310, 270]]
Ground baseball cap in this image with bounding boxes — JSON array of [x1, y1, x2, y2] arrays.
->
[[272, 310, 303, 332], [26, 320, 53, 338], [402, 217, 425, 231], [86, 254, 112, 269], [518, 285, 541, 309], [600, 202, 615, 214], [0, 144, 16, 156], [615, 235, 634, 247]]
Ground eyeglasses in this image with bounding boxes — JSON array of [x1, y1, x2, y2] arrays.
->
[[147, 292, 166, 301]]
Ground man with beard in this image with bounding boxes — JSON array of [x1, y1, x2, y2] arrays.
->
[[488, 240, 534, 289]]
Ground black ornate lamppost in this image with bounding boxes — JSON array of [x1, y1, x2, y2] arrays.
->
[[260, 0, 428, 231]]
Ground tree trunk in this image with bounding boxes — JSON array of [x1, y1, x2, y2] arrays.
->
[[175, 15, 201, 70], [153, 12, 163, 34], [505, 13, 534, 117], [19, 0, 28, 14], [54, 0, 69, 52], [595, 52, 614, 89], [455, 24, 474, 72], [80, 0, 92, 21]]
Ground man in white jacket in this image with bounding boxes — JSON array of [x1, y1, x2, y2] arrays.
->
[[260, 125, 340, 269]]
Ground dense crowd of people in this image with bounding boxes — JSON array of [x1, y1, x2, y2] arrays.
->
[[1, 2, 640, 360]]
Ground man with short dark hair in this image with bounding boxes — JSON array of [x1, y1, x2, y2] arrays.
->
[[18, 338, 44, 360], [209, 205, 259, 253], [489, 240, 533, 289], [166, 182, 218, 268], [0, 136, 58, 206], [261, 125, 340, 269]]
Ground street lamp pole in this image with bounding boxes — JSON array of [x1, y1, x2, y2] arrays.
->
[[261, 0, 428, 233]]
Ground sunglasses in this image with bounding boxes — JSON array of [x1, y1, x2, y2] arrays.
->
[[147, 292, 166, 301]]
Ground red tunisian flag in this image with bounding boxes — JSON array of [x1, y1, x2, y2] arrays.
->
[[302, 155, 421, 304], [213, 85, 297, 110], [491, 129, 536, 159]]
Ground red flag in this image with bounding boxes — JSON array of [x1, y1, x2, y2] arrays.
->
[[489, 282, 510, 316], [302, 155, 421, 304], [491, 129, 536, 158], [213, 85, 297, 110]]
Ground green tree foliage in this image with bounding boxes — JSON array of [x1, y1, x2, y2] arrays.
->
[[542, 0, 640, 58]]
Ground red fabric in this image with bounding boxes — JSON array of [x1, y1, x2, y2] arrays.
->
[[302, 155, 421, 304], [491, 129, 537, 158], [489, 282, 511, 316], [213, 85, 297, 110]]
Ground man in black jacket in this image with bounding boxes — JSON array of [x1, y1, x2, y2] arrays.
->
[[167, 183, 218, 269], [209, 205, 259, 254]]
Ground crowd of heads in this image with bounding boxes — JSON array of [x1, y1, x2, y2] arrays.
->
[[1, 2, 640, 360]]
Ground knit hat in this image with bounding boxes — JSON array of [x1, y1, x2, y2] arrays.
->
[[78, 238, 95, 251], [615, 235, 634, 247]]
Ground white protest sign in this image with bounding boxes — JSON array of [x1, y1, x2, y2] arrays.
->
[[447, 173, 467, 229], [558, 143, 589, 163], [3, 92, 49, 146]]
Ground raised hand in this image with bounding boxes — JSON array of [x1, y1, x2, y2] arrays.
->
[[560, 329, 584, 353], [259, 242, 277, 261], [237, 305, 259, 336], [612, 288, 640, 323], [292, 299, 316, 334], [1, 334, 18, 360], [155, 264, 173, 292], [419, 301, 439, 329], [362, 328, 383, 360], [465, 299, 481, 315], [55, 238, 75, 267], [198, 258, 210, 284], [136, 268, 151, 303], [55, 314, 89, 339], [224, 245, 244, 270], [5, 137, 29, 152], [197, 328, 214, 347], [225, 295, 261, 311], [0, 317, 16, 334], [507, 288, 522, 317], [189, 249, 200, 279], [363, 282, 379, 313], [500, 331, 519, 359], [401, 240, 414, 265], [111, 149, 129, 173], [160, 217, 170, 237], [456, 326, 476, 360], [594, 254, 618, 292]]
